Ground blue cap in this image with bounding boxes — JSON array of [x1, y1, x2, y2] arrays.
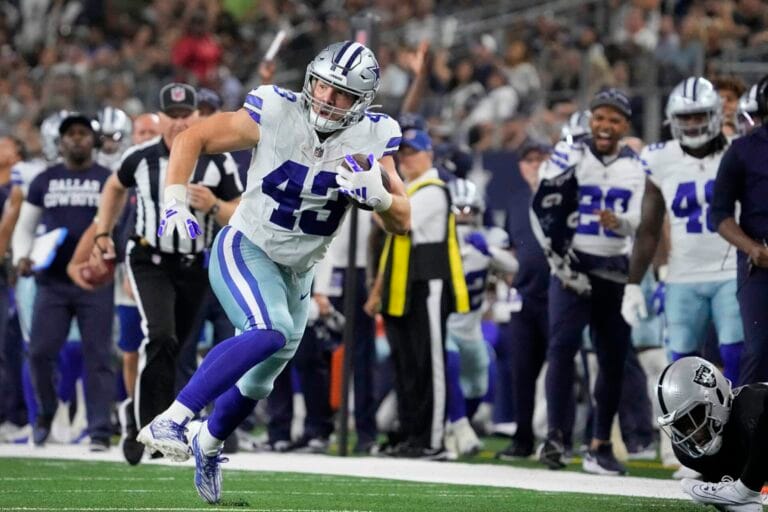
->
[[197, 88, 222, 110], [589, 88, 632, 118], [400, 128, 432, 152]]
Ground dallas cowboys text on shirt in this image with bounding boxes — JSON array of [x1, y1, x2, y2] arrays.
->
[[42, 178, 102, 208]]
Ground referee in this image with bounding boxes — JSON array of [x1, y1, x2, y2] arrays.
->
[[368, 128, 469, 458], [93, 83, 243, 464]]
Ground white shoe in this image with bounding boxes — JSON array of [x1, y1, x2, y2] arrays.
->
[[136, 417, 191, 462], [681, 478, 763, 512], [443, 429, 459, 461], [451, 417, 482, 456], [0, 422, 30, 442], [673, 465, 702, 480]]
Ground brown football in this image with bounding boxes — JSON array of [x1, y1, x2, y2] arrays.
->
[[339, 154, 391, 211], [80, 256, 116, 288]]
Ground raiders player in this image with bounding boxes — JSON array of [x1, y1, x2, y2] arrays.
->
[[657, 356, 768, 511]]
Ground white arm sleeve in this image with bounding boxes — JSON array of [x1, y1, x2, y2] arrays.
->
[[12, 202, 43, 265]]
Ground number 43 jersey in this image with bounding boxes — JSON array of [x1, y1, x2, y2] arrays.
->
[[230, 84, 402, 272], [642, 139, 736, 283]]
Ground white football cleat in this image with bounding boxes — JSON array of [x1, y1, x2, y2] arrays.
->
[[681, 478, 763, 512], [136, 417, 191, 462]]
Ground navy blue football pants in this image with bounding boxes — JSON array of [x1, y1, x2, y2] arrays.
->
[[546, 275, 631, 442], [506, 296, 549, 448], [28, 280, 115, 440], [737, 259, 768, 384]]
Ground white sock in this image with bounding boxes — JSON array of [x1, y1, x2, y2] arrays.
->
[[735, 479, 761, 498], [199, 421, 224, 456], [164, 401, 194, 425]]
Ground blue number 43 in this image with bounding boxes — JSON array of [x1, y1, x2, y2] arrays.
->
[[262, 160, 347, 236], [670, 180, 715, 233]]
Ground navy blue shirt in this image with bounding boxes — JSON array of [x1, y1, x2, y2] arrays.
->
[[506, 185, 550, 301], [27, 162, 111, 283], [711, 125, 768, 244]]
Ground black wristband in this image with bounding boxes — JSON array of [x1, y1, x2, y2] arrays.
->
[[94, 232, 111, 242]]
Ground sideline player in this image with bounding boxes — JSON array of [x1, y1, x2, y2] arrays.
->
[[444, 178, 518, 456], [532, 88, 647, 475], [657, 356, 767, 512], [623, 77, 742, 385], [126, 41, 410, 503]]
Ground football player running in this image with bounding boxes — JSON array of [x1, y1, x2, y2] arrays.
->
[[657, 357, 768, 512], [128, 41, 410, 504], [622, 77, 743, 385]]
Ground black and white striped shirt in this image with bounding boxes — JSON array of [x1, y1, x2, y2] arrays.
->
[[116, 136, 243, 254]]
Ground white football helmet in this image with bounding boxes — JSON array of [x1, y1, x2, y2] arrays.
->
[[560, 110, 592, 145], [96, 106, 133, 169], [656, 357, 732, 458], [736, 84, 760, 135], [448, 178, 485, 223], [39, 110, 69, 162], [301, 41, 381, 133], [666, 77, 723, 148]]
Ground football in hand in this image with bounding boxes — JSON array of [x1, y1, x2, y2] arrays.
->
[[79, 255, 116, 288], [339, 153, 391, 211]]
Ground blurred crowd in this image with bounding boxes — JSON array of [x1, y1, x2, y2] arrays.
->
[[0, 0, 767, 154]]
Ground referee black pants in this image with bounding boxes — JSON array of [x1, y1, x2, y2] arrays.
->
[[125, 241, 209, 427], [384, 279, 450, 450]]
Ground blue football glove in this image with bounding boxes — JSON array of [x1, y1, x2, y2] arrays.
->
[[157, 185, 203, 240], [464, 231, 491, 256]]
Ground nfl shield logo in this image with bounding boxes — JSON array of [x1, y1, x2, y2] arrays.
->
[[693, 364, 716, 388], [171, 86, 186, 102]]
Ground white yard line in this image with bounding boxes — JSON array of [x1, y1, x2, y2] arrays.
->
[[0, 444, 686, 501]]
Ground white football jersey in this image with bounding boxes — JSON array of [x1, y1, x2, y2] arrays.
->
[[11, 159, 47, 196], [447, 225, 509, 341], [540, 140, 646, 257], [642, 139, 736, 283], [230, 85, 402, 272]]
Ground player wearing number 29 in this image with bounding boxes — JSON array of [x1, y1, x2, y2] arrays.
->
[[622, 77, 743, 385], [532, 88, 646, 476], [135, 41, 410, 504]]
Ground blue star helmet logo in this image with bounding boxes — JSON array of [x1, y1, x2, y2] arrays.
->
[[367, 65, 380, 81]]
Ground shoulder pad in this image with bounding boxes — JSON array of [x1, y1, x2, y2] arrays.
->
[[359, 112, 403, 160], [243, 84, 300, 127]]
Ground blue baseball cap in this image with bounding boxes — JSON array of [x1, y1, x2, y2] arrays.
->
[[589, 88, 632, 118], [400, 128, 432, 152]]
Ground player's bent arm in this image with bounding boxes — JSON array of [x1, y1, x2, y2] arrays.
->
[[94, 174, 129, 237], [0, 186, 24, 261], [717, 217, 768, 261], [627, 178, 665, 284], [376, 155, 410, 235], [166, 110, 261, 187], [489, 247, 519, 274], [11, 202, 43, 265]]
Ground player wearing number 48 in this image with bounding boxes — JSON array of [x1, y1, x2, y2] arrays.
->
[[133, 41, 410, 505], [621, 76, 744, 385]]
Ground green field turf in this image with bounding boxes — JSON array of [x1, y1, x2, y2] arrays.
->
[[0, 457, 702, 512]]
